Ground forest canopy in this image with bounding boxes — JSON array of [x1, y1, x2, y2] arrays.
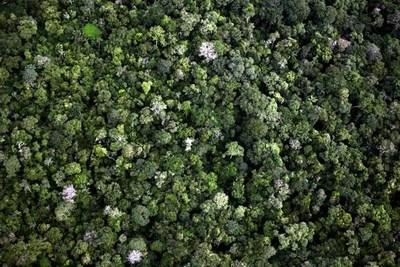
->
[[0, 0, 400, 266]]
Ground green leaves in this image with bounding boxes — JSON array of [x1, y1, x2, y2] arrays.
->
[[4, 155, 20, 177], [141, 81, 153, 94], [224, 141, 244, 158], [132, 205, 150, 226], [82, 23, 101, 39], [18, 16, 37, 40], [1, 0, 400, 266], [64, 162, 82, 176]]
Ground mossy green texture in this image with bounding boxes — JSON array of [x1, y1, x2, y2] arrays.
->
[[0, 0, 400, 266], [82, 23, 101, 39]]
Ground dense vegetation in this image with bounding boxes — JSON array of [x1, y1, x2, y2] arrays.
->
[[1, 0, 400, 266]]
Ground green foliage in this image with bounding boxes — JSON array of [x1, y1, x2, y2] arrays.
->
[[132, 205, 150, 226], [224, 141, 244, 158], [82, 23, 101, 39], [1, 0, 400, 266], [22, 64, 38, 84], [18, 16, 37, 40], [141, 81, 153, 94], [4, 155, 20, 177], [64, 162, 81, 176], [278, 222, 315, 251]]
